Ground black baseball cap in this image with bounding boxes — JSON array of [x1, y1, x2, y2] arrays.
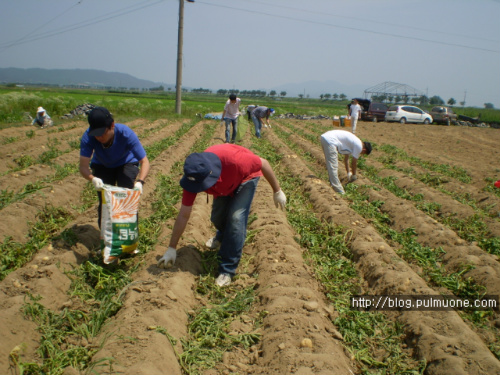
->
[[88, 107, 114, 137], [180, 152, 222, 193]]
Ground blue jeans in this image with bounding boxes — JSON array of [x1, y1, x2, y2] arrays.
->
[[251, 115, 262, 138], [210, 177, 259, 276], [223, 117, 238, 143]]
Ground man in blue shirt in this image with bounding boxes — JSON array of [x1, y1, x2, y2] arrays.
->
[[79, 106, 150, 227]]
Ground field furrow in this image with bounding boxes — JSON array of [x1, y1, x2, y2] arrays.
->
[[0, 118, 205, 372], [267, 125, 500, 374], [1, 115, 499, 375]]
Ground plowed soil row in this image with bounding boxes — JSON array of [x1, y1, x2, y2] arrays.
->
[[1, 119, 357, 375], [277, 120, 500, 296], [0, 119, 180, 244], [0, 118, 198, 372], [285, 119, 500, 259], [266, 124, 500, 375], [1, 118, 499, 375], [292, 119, 500, 221]]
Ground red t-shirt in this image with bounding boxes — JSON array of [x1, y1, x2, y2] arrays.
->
[[181, 144, 263, 206]]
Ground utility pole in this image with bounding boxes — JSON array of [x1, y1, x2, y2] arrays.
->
[[175, 0, 185, 114], [175, 0, 194, 113]]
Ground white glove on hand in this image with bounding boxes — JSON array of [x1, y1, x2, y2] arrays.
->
[[220, 120, 224, 127], [92, 177, 104, 191], [134, 181, 143, 194], [268, 124, 272, 129], [157, 247, 177, 269], [273, 190, 286, 210], [347, 172, 352, 181], [350, 174, 358, 182]]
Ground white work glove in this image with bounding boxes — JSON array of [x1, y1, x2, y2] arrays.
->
[[220, 120, 224, 127], [92, 177, 104, 191], [273, 190, 286, 210], [350, 174, 358, 182], [347, 172, 352, 181], [268, 124, 272, 129], [157, 247, 177, 269], [134, 181, 143, 194]]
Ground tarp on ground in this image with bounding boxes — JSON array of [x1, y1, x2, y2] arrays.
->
[[204, 113, 222, 120]]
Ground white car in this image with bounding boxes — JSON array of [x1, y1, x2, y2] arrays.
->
[[385, 105, 433, 124]]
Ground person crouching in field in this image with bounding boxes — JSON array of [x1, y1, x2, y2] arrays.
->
[[251, 106, 275, 138], [320, 129, 372, 195], [79, 106, 150, 227], [157, 144, 286, 287], [32, 107, 53, 128]]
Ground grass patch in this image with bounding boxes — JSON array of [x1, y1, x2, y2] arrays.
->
[[0, 205, 73, 281], [378, 144, 471, 183]]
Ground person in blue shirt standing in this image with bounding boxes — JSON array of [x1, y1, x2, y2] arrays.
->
[[79, 106, 150, 227]]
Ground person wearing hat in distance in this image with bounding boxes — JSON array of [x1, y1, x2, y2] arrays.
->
[[157, 144, 287, 287], [320, 129, 372, 195], [79, 106, 150, 228], [32, 106, 53, 128], [251, 106, 275, 139], [221, 93, 241, 143]]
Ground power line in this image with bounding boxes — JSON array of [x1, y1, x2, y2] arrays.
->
[[0, 0, 164, 51], [1, 0, 498, 55], [2, 0, 84, 50], [197, 0, 500, 54], [234, 0, 500, 44]]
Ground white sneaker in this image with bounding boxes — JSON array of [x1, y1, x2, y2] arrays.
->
[[205, 237, 221, 250], [215, 273, 231, 287]]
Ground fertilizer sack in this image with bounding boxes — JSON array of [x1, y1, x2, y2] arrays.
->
[[100, 185, 141, 264]]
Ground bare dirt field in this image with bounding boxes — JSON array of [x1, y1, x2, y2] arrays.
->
[[1, 117, 499, 375]]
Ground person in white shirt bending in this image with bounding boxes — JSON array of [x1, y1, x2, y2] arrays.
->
[[320, 129, 372, 194]]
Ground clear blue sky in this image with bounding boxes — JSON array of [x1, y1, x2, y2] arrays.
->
[[1, 0, 499, 107]]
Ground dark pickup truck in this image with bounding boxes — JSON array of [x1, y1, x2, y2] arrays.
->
[[430, 106, 458, 125], [350, 98, 388, 122]]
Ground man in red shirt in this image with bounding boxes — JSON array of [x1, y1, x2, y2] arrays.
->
[[157, 144, 286, 286]]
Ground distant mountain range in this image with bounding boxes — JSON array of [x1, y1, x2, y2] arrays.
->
[[0, 67, 367, 99], [0, 67, 170, 90]]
